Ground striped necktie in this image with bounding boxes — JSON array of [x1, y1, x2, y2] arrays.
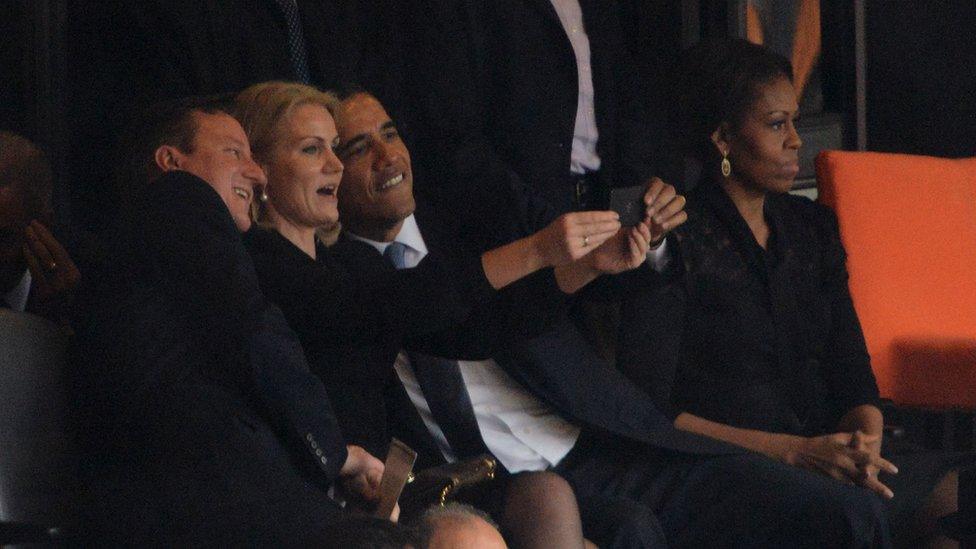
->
[[382, 241, 493, 460], [274, 0, 313, 83]]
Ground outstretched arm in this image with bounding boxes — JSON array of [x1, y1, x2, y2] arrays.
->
[[480, 210, 621, 290]]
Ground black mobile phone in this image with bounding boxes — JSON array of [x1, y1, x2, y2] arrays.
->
[[609, 185, 645, 227]]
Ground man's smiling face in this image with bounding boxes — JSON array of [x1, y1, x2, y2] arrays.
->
[[175, 112, 267, 232], [334, 93, 415, 238]]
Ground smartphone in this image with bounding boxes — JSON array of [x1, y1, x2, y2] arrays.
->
[[609, 185, 646, 227]]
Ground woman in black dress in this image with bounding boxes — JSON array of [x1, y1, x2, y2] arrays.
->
[[617, 38, 970, 547]]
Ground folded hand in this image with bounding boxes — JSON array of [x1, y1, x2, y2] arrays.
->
[[783, 432, 897, 499]]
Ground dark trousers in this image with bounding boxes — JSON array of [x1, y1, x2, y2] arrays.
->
[[79, 381, 343, 546], [555, 432, 892, 549]]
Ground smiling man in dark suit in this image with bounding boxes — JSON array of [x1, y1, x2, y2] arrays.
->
[[72, 96, 395, 545], [332, 90, 893, 548]]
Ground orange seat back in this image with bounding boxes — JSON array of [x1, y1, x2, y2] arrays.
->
[[816, 151, 976, 408]]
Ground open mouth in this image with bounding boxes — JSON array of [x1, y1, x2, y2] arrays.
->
[[233, 186, 251, 201], [379, 173, 404, 191], [317, 184, 338, 196]]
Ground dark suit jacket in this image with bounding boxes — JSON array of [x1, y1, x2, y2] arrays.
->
[[244, 207, 499, 463], [384, 212, 734, 459], [246, 203, 570, 469], [616, 182, 880, 436], [73, 171, 347, 544], [402, 0, 667, 251]]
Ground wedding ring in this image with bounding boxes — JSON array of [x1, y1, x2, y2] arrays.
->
[[582, 234, 590, 247]]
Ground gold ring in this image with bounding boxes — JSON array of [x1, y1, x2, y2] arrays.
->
[[582, 235, 589, 247]]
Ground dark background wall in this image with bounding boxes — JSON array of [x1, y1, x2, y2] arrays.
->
[[865, 2, 976, 157], [0, 1, 33, 140], [1, 1, 975, 230], [1, 0, 68, 223]]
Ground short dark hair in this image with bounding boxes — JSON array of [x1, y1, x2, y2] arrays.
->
[[0, 131, 53, 219], [115, 94, 235, 203], [670, 38, 793, 163], [332, 82, 370, 102]]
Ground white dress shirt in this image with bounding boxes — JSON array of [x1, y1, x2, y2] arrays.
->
[[346, 215, 581, 472], [648, 240, 671, 271], [550, 0, 601, 174], [4, 269, 32, 312]]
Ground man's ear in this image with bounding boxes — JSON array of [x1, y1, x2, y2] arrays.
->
[[153, 145, 183, 173], [710, 123, 732, 157]]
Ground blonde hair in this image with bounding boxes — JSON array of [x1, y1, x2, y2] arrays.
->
[[233, 81, 340, 239]]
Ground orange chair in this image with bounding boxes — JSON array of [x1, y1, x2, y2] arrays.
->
[[815, 151, 976, 410]]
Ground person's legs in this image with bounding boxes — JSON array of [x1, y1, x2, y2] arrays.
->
[[656, 453, 890, 548], [574, 492, 667, 549], [500, 471, 587, 549], [554, 435, 669, 548], [557, 434, 891, 548], [903, 469, 959, 549]]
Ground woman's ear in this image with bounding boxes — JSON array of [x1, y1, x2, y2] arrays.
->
[[153, 145, 183, 172], [710, 123, 731, 157]]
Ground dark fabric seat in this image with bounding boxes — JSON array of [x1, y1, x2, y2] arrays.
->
[[0, 309, 77, 544]]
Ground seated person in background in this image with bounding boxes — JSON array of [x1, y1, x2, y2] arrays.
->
[[616, 37, 973, 548], [235, 80, 639, 548], [71, 96, 401, 545], [419, 504, 507, 549], [329, 89, 893, 548], [0, 131, 80, 326]]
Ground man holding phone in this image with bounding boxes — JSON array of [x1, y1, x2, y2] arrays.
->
[[331, 89, 890, 548]]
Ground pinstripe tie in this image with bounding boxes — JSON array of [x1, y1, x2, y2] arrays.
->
[[383, 241, 492, 459], [274, 0, 313, 83]]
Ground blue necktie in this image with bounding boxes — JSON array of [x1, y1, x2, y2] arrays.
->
[[383, 241, 408, 269], [274, 0, 313, 84], [383, 241, 492, 460]]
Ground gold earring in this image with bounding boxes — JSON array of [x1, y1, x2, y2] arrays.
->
[[259, 190, 269, 202], [721, 151, 732, 178]]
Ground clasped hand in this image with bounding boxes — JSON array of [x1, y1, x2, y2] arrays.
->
[[783, 431, 897, 499]]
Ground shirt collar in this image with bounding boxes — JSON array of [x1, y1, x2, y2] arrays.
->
[[4, 269, 31, 312], [345, 214, 429, 260]]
